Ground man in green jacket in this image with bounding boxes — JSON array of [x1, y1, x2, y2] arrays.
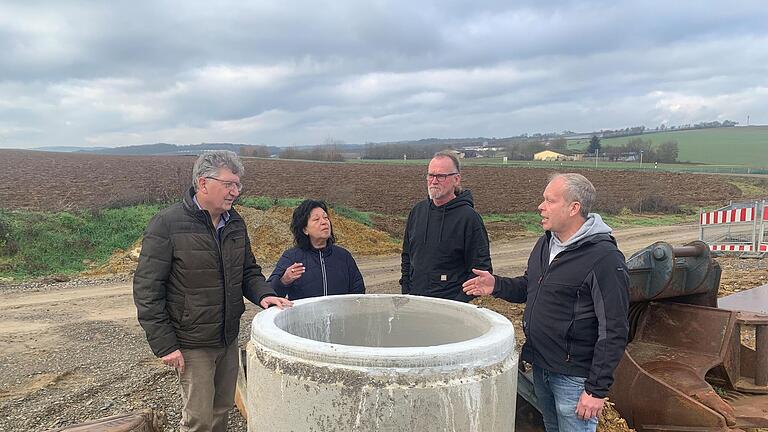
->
[[133, 150, 291, 432]]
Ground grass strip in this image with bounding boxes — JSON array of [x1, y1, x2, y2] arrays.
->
[[0, 205, 162, 280]]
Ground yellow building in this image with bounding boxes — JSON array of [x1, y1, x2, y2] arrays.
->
[[534, 150, 565, 161], [533, 150, 582, 161]]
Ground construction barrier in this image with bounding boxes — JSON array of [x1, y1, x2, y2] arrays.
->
[[761, 203, 768, 253], [699, 200, 767, 255]]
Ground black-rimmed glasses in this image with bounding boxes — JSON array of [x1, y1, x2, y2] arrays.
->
[[205, 176, 243, 192], [426, 172, 458, 182]]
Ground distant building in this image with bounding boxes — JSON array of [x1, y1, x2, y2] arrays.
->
[[445, 149, 465, 159], [458, 144, 504, 158], [534, 150, 583, 161]]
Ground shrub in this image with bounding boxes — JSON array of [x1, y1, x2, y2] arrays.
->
[[633, 194, 680, 213]]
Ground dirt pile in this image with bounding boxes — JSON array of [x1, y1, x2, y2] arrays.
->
[[83, 206, 400, 277], [239, 207, 293, 266], [717, 256, 768, 297], [716, 256, 768, 350], [598, 401, 636, 432], [239, 206, 400, 266], [81, 241, 142, 277]]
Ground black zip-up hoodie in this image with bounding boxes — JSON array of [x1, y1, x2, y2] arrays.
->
[[400, 190, 492, 302], [267, 244, 365, 300], [492, 230, 629, 398]]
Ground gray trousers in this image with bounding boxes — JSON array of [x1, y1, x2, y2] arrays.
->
[[177, 344, 239, 432]]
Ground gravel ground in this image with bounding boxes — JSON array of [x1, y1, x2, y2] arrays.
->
[[0, 277, 259, 432]]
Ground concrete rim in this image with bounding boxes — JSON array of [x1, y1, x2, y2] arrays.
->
[[251, 294, 515, 369]]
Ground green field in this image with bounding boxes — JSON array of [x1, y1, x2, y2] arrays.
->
[[352, 156, 768, 174], [569, 126, 767, 168], [349, 126, 767, 173]]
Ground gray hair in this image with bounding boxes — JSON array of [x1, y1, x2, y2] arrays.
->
[[432, 150, 463, 195], [192, 150, 245, 191], [432, 150, 461, 173], [549, 173, 596, 218]]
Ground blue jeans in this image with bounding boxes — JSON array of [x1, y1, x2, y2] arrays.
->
[[533, 365, 598, 432]]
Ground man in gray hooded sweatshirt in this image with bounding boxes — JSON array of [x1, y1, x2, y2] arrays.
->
[[463, 173, 629, 432]]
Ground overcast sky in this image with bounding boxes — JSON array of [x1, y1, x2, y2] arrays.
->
[[1, 1, 767, 149]]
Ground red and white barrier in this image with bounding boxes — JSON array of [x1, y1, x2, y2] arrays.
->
[[700, 201, 764, 254], [700, 207, 755, 225], [709, 244, 754, 252], [761, 205, 768, 253]]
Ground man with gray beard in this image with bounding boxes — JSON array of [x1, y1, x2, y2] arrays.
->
[[400, 150, 492, 302]]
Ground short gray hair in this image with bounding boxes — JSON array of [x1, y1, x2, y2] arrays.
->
[[549, 173, 596, 218], [192, 150, 245, 191]]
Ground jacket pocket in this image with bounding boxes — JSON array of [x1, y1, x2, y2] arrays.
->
[[226, 235, 246, 267], [180, 296, 191, 328], [231, 296, 246, 318], [429, 272, 460, 297], [228, 235, 245, 248], [543, 280, 582, 299]]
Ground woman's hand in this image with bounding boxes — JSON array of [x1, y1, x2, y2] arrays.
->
[[280, 262, 305, 285]]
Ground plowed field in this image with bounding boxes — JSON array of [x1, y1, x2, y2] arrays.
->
[[0, 150, 743, 214]]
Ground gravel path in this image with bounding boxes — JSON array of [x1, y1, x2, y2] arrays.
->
[[0, 276, 259, 432]]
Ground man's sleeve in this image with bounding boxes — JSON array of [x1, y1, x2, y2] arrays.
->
[[399, 211, 413, 294], [585, 251, 630, 398], [242, 234, 276, 305], [132, 214, 178, 358], [465, 212, 493, 274], [492, 271, 529, 304]]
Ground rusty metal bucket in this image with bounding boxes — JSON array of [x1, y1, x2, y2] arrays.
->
[[611, 242, 768, 431]]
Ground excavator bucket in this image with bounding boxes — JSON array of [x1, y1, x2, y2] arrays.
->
[[610, 241, 768, 431]]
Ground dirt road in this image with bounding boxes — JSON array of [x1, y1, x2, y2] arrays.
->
[[359, 224, 702, 292], [0, 225, 700, 431]]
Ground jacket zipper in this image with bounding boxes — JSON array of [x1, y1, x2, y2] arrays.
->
[[566, 289, 579, 362], [530, 237, 604, 363], [527, 241, 565, 357], [207, 214, 229, 343], [319, 249, 328, 296]]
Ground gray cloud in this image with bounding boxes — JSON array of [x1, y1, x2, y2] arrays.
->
[[0, 0, 767, 148]]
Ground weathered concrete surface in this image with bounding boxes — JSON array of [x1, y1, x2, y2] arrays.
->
[[247, 294, 518, 432]]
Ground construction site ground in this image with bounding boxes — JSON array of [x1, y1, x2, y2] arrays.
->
[[2, 222, 767, 432]]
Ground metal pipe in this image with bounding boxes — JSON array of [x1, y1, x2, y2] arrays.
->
[[672, 244, 705, 257]]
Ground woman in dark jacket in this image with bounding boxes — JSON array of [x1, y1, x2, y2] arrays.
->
[[267, 199, 365, 300]]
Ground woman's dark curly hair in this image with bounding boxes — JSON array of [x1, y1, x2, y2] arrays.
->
[[291, 199, 336, 250]]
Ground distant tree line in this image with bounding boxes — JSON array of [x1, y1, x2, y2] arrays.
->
[[600, 138, 679, 163], [351, 132, 685, 164], [603, 120, 738, 137], [362, 142, 454, 160], [239, 145, 272, 158], [600, 126, 647, 138], [280, 144, 345, 162], [657, 120, 739, 130]]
